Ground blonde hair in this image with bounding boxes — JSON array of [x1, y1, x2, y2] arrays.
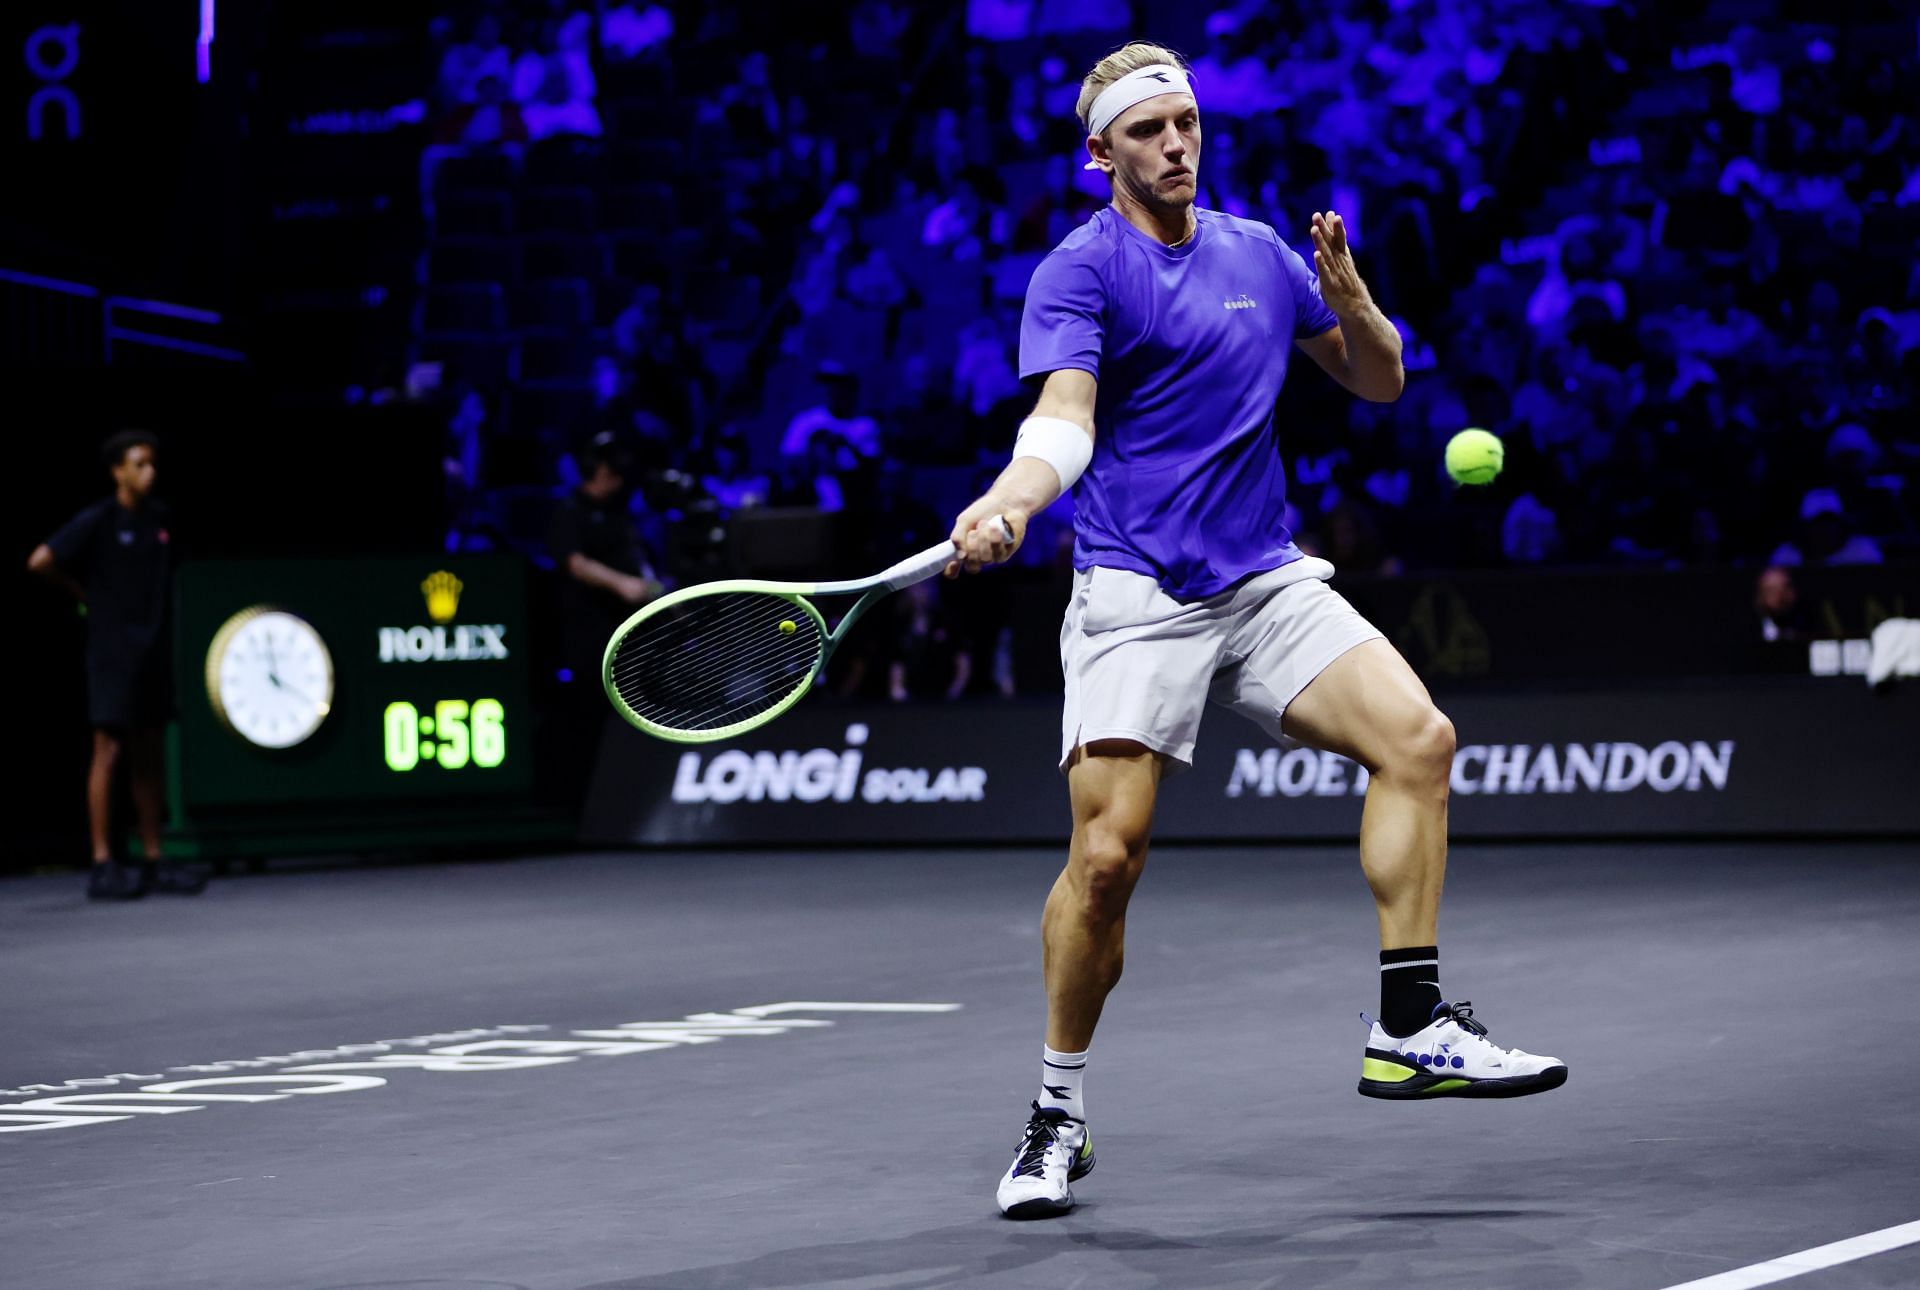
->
[[1074, 41, 1192, 135]]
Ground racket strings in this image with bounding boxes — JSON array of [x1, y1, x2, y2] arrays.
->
[[613, 591, 810, 694], [611, 596, 815, 709], [613, 599, 810, 704], [608, 592, 824, 734], [612, 612, 816, 731]]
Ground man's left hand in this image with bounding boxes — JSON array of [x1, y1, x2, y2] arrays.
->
[[1310, 210, 1372, 318]]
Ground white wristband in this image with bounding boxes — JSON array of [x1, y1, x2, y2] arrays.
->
[[1013, 415, 1092, 493]]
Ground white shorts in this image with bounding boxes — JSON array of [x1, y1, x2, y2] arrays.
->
[[1059, 557, 1384, 774]]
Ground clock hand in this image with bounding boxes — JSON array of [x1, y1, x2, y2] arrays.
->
[[263, 633, 282, 685]]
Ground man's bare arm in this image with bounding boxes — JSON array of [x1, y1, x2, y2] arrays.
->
[[1295, 210, 1404, 403], [565, 552, 658, 606], [27, 544, 86, 604], [946, 368, 1097, 574]]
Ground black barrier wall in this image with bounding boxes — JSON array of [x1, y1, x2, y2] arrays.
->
[[582, 679, 1920, 845]]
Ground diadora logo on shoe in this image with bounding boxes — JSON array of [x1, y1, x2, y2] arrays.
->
[[1223, 293, 1258, 310], [1394, 1047, 1467, 1071]]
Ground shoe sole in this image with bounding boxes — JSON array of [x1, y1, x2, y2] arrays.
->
[[1357, 1063, 1568, 1100], [1001, 1193, 1075, 1220]]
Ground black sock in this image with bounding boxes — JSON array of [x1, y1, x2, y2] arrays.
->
[[1379, 946, 1441, 1038]]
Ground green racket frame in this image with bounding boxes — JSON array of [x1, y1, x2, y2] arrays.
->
[[601, 536, 969, 744]]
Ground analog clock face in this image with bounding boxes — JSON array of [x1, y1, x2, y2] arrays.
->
[[206, 609, 335, 749]]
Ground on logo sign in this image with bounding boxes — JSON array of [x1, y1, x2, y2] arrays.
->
[[25, 24, 81, 142]]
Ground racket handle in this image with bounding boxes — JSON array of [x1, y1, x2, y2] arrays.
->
[[879, 515, 1016, 590]]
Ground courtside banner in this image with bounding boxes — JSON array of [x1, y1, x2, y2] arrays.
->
[[580, 680, 1920, 845]]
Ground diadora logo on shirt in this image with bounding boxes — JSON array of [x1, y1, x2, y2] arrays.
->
[[1223, 294, 1258, 310]]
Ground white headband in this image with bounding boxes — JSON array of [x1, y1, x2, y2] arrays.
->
[[1082, 63, 1195, 169]]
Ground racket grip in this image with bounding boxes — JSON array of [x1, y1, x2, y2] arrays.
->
[[880, 540, 968, 590], [879, 516, 1016, 590]]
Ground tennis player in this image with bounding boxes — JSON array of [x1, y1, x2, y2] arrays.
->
[[944, 43, 1567, 1220]]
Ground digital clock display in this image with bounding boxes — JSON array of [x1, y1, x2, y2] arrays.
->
[[383, 699, 507, 772]]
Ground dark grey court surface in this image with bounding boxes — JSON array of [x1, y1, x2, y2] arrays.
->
[[4, 840, 1919, 1290]]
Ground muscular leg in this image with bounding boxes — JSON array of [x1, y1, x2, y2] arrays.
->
[[128, 729, 166, 861], [87, 730, 123, 864], [1280, 639, 1455, 949], [1042, 740, 1165, 1052]]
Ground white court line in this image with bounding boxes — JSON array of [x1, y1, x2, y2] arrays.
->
[[1659, 1219, 1920, 1289]]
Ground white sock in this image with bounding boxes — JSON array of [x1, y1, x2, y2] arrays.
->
[[1039, 1045, 1088, 1121]]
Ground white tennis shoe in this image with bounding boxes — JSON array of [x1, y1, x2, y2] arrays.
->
[[995, 1102, 1095, 1219], [1358, 1001, 1567, 1099]]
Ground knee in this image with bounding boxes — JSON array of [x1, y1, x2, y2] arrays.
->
[[1073, 823, 1148, 921], [1382, 709, 1455, 792]]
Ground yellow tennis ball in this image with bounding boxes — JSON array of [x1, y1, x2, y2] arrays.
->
[[1445, 428, 1504, 485], [778, 619, 797, 634]]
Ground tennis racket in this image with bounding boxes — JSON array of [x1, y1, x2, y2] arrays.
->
[[602, 516, 1013, 743]]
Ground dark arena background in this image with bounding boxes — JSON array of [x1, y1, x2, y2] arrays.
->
[[6, 1, 1920, 1286]]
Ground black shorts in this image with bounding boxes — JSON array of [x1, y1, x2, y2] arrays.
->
[[88, 649, 173, 732]]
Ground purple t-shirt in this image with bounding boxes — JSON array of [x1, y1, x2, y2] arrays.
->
[[1019, 205, 1339, 600]]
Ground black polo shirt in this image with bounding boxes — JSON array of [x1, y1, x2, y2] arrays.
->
[[548, 489, 654, 672], [46, 498, 174, 668]]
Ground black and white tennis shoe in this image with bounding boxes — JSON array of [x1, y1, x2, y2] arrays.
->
[[1358, 1001, 1567, 1099], [995, 1102, 1094, 1219]]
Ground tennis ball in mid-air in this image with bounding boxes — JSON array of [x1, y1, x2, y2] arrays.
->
[[778, 619, 797, 634], [1445, 428, 1504, 485]]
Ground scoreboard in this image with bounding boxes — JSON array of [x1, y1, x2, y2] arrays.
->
[[172, 556, 535, 813]]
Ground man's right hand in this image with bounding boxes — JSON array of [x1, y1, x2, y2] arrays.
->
[[940, 370, 1095, 577], [27, 544, 86, 604], [946, 499, 1024, 577]]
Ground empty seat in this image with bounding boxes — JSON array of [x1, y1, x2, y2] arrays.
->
[[429, 149, 517, 200], [607, 96, 680, 142], [523, 136, 602, 187], [684, 273, 762, 332], [512, 278, 593, 329], [522, 233, 605, 279], [515, 332, 596, 384], [417, 335, 515, 391], [604, 231, 679, 282], [520, 185, 597, 233], [507, 384, 594, 439], [424, 237, 520, 286], [435, 190, 514, 238], [594, 276, 639, 325], [418, 282, 505, 333], [600, 182, 679, 231]]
